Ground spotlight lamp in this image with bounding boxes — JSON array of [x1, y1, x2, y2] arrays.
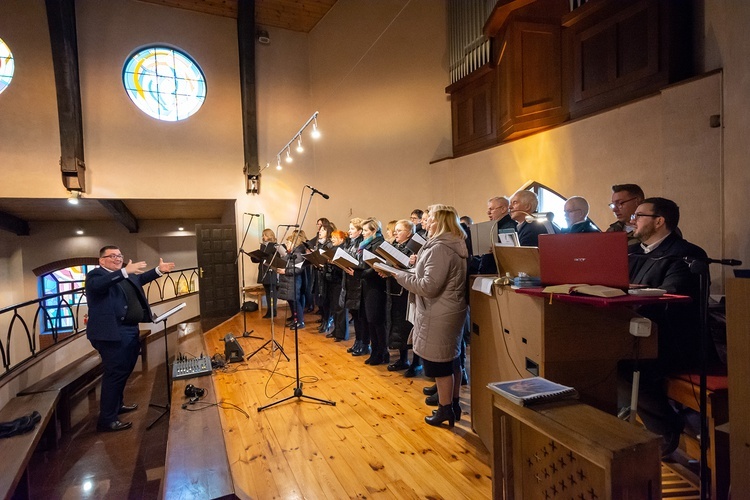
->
[[311, 118, 321, 139], [67, 190, 81, 205], [296, 136, 304, 153], [276, 155, 282, 171], [285, 148, 293, 163]]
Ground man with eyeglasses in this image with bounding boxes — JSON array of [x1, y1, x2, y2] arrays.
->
[[606, 184, 644, 245], [562, 196, 599, 233], [86, 246, 176, 432], [624, 197, 708, 456]]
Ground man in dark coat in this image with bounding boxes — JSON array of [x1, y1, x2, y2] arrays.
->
[[625, 197, 708, 456], [476, 196, 517, 274], [509, 190, 560, 246], [86, 246, 175, 432], [607, 183, 644, 245], [563, 196, 600, 233]]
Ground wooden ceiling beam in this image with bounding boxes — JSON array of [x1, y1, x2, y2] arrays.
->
[[98, 200, 139, 233], [0, 211, 30, 236]]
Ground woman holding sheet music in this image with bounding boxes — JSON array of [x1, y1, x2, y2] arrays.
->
[[385, 219, 420, 374], [275, 230, 309, 329], [253, 228, 278, 318], [314, 223, 334, 333], [343, 218, 365, 355], [352, 218, 388, 365], [390, 205, 468, 428], [326, 230, 350, 341]]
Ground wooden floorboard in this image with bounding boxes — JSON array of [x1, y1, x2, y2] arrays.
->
[[199, 312, 490, 499], [191, 310, 702, 499]]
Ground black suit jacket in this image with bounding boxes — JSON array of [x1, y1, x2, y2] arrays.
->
[[565, 218, 600, 233], [85, 267, 160, 342], [629, 232, 708, 370]]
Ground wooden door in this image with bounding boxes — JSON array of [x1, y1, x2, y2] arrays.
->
[[196, 224, 239, 331]]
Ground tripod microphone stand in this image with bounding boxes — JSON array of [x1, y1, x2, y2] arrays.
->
[[237, 214, 261, 340], [258, 188, 335, 412], [147, 302, 187, 430]]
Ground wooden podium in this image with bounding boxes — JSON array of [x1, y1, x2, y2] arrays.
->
[[469, 278, 665, 451], [491, 394, 660, 499]]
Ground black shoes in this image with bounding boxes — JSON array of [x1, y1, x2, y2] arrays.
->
[[262, 310, 277, 319], [461, 370, 469, 386], [118, 403, 138, 414], [352, 343, 371, 357], [661, 431, 681, 457], [404, 364, 423, 378], [425, 392, 439, 406], [431, 400, 462, 422], [347, 340, 361, 353], [365, 352, 389, 366], [325, 332, 334, 338], [387, 359, 410, 371], [425, 404, 455, 428], [423, 384, 437, 396], [97, 420, 132, 432]]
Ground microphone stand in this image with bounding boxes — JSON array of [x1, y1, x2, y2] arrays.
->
[[687, 256, 740, 500], [237, 214, 261, 340], [258, 189, 336, 412]]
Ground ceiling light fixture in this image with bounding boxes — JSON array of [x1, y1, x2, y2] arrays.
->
[[259, 111, 320, 175], [75, 229, 84, 235], [67, 190, 81, 205]]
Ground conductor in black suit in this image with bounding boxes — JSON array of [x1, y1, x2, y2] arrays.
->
[[625, 197, 707, 456], [86, 246, 175, 432]]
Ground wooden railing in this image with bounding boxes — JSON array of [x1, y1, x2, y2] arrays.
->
[[0, 267, 199, 378]]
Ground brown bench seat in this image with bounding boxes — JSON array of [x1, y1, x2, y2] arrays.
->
[[18, 351, 103, 433], [0, 391, 59, 499]]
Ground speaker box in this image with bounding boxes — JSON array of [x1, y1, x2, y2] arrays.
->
[[223, 333, 245, 363]]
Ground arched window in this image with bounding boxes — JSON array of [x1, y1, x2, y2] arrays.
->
[[0, 37, 15, 95], [517, 181, 569, 229], [35, 259, 98, 334], [122, 46, 206, 121]]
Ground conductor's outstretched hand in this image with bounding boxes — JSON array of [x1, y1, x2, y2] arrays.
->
[[125, 259, 148, 275], [158, 258, 176, 274]]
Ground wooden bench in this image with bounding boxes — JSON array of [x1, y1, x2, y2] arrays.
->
[[17, 351, 103, 434], [163, 329, 236, 499], [667, 372, 729, 500], [243, 285, 266, 319], [0, 391, 59, 499]]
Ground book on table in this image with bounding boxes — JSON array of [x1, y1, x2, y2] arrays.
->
[[487, 377, 578, 406], [542, 284, 626, 298], [375, 241, 411, 268], [331, 247, 359, 270], [405, 233, 426, 254]]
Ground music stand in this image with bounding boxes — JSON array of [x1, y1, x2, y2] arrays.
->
[[246, 250, 289, 361], [147, 302, 187, 430], [237, 214, 262, 340], [258, 190, 336, 412]]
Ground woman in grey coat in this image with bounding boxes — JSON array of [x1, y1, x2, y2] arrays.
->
[[391, 205, 468, 427]]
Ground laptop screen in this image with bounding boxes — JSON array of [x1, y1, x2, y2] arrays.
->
[[538, 232, 629, 289]]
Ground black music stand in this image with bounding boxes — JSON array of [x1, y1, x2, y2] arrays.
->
[[147, 302, 187, 430], [258, 191, 336, 412], [247, 250, 289, 361], [237, 215, 262, 340]]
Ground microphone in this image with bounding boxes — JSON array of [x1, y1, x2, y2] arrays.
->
[[306, 185, 330, 199], [278, 224, 299, 228], [684, 256, 742, 266], [244, 213, 261, 216]]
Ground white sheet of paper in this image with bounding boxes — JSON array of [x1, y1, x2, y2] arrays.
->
[[472, 276, 494, 296]]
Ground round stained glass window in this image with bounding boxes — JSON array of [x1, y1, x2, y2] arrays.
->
[[122, 46, 206, 121], [0, 37, 15, 95]]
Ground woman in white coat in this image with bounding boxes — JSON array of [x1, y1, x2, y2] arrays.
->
[[391, 205, 468, 427]]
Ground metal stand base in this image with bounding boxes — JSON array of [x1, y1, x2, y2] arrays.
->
[[258, 383, 336, 412], [247, 338, 289, 361]]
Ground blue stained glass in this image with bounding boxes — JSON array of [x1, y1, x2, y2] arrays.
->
[[122, 46, 206, 121], [0, 37, 15, 95]]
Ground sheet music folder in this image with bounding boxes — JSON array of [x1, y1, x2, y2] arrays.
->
[[152, 302, 186, 323]]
